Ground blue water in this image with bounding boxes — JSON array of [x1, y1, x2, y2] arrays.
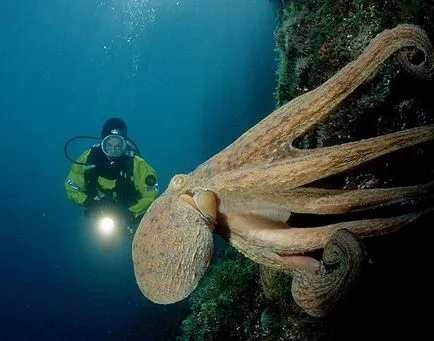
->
[[0, 0, 277, 339]]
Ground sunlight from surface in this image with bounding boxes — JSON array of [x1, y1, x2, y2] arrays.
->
[[97, 0, 166, 76]]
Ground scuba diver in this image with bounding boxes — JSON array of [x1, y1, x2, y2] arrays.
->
[[64, 117, 159, 248]]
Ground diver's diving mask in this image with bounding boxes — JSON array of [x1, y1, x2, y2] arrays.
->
[[101, 134, 127, 158]]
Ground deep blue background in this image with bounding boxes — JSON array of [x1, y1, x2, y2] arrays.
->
[[0, 0, 277, 339]]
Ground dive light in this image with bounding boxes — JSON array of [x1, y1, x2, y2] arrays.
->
[[98, 216, 116, 236]]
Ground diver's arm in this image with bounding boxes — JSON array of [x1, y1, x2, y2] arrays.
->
[[128, 157, 159, 219], [64, 150, 91, 206]]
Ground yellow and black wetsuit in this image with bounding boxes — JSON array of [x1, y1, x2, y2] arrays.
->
[[64, 146, 159, 220]]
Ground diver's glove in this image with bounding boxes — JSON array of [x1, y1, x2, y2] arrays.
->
[[84, 196, 115, 217], [115, 204, 134, 227], [107, 203, 136, 235]]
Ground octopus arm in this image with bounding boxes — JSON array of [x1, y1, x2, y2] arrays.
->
[[291, 229, 364, 317], [218, 210, 431, 257], [208, 124, 434, 193], [193, 24, 434, 178], [256, 181, 434, 215]]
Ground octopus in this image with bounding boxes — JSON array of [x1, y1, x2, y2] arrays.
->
[[132, 24, 434, 317]]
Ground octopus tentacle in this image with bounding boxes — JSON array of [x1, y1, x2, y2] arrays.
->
[[193, 24, 433, 179], [206, 124, 434, 193], [291, 229, 363, 317], [398, 45, 434, 79], [251, 181, 434, 215], [215, 181, 434, 222], [218, 209, 431, 257], [222, 226, 322, 273]]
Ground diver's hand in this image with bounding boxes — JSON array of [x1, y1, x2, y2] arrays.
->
[[84, 197, 134, 234], [97, 199, 133, 225], [84, 196, 100, 217], [115, 204, 134, 226], [84, 196, 115, 217]]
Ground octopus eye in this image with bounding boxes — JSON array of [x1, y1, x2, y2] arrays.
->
[[192, 190, 217, 226], [169, 174, 188, 191], [180, 190, 217, 227]]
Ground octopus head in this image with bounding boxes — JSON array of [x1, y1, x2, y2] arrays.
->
[[132, 186, 218, 304]]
